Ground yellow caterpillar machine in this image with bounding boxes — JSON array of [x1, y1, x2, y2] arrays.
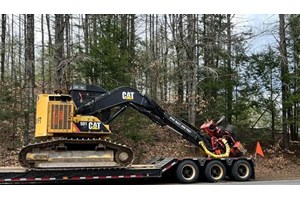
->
[[0, 83, 256, 184], [19, 85, 133, 168], [18, 83, 245, 170]]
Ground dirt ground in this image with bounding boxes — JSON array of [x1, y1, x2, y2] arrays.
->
[[254, 150, 300, 181]]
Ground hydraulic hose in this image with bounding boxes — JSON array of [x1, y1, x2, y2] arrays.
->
[[199, 138, 230, 158]]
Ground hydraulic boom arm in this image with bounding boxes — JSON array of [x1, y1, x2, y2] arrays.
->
[[76, 86, 211, 149]]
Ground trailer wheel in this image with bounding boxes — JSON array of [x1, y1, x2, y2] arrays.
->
[[231, 160, 252, 181], [176, 160, 199, 183], [204, 160, 226, 182]]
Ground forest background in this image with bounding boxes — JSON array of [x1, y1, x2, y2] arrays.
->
[[0, 13, 299, 151]]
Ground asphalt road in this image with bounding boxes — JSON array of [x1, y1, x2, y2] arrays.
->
[[46, 177, 300, 185], [203, 179, 300, 185]]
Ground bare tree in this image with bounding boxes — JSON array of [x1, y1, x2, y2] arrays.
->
[[226, 14, 233, 124], [24, 14, 35, 144], [185, 14, 197, 125], [1, 14, 6, 89], [41, 14, 45, 93], [162, 14, 168, 102], [279, 14, 290, 150], [46, 14, 53, 92], [64, 14, 71, 88], [169, 14, 184, 105], [54, 14, 65, 89]]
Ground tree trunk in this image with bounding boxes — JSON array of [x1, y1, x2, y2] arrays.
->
[[11, 14, 17, 147], [46, 14, 53, 92], [145, 15, 149, 93], [279, 14, 290, 150], [149, 14, 157, 99], [173, 14, 184, 105], [1, 14, 6, 89], [24, 14, 35, 145], [186, 14, 197, 126], [270, 67, 275, 142], [29, 15, 35, 121], [54, 14, 65, 89], [41, 14, 45, 93], [10, 14, 14, 81], [64, 14, 71, 89], [163, 14, 168, 102], [83, 14, 90, 84], [18, 15, 23, 111], [226, 14, 233, 124], [130, 14, 136, 87]]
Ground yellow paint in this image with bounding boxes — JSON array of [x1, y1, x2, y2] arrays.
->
[[73, 115, 99, 123], [35, 94, 52, 137], [35, 93, 111, 138], [104, 124, 110, 130], [125, 96, 133, 100], [25, 153, 49, 161], [199, 138, 230, 158]]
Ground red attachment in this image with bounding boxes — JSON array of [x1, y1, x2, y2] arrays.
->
[[200, 118, 243, 156], [215, 149, 221, 155], [200, 120, 214, 135], [234, 141, 241, 148], [200, 120, 222, 138]]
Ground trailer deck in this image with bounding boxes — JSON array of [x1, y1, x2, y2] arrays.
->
[[0, 157, 255, 184], [0, 158, 177, 183]]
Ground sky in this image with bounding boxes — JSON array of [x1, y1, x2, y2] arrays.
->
[[234, 15, 279, 53]]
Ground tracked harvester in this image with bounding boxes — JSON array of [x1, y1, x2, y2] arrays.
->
[[19, 85, 134, 168], [19, 84, 246, 169]]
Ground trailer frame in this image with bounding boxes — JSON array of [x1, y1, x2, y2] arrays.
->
[[0, 157, 255, 184]]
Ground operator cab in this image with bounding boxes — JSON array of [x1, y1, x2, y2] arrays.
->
[[69, 83, 108, 108]]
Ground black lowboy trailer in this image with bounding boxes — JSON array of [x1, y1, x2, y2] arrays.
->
[[0, 157, 255, 184]]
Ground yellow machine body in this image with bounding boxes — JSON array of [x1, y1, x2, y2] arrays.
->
[[35, 94, 111, 138]]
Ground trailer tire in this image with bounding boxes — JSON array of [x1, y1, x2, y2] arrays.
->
[[231, 160, 252, 181], [176, 160, 199, 183], [204, 160, 226, 182]]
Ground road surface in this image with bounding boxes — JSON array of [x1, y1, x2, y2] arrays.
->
[[204, 179, 300, 185], [58, 177, 300, 185]]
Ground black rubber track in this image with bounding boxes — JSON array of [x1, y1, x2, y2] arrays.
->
[[18, 137, 134, 169]]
